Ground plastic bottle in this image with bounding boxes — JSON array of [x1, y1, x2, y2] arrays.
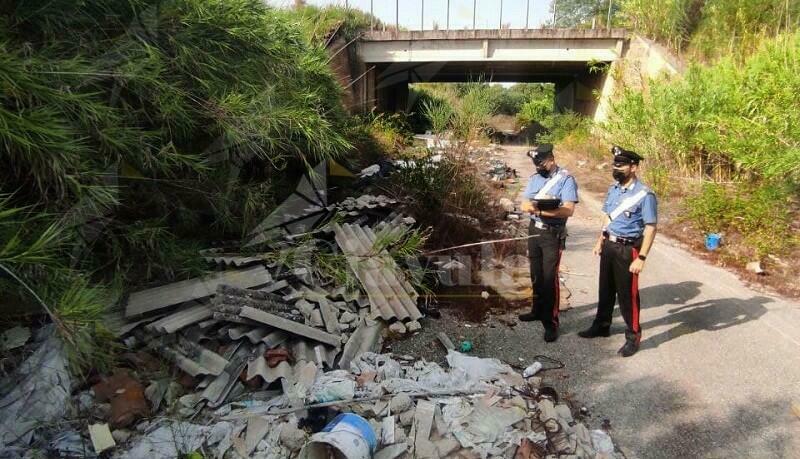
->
[[523, 361, 543, 378]]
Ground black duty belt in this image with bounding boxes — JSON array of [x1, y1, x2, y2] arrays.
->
[[603, 231, 642, 246]]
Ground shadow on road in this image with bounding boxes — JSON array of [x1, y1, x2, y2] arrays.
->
[[639, 296, 771, 351], [569, 281, 704, 316], [640, 281, 703, 309]]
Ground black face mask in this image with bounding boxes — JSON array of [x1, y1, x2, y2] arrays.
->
[[613, 170, 629, 183], [536, 167, 549, 177]]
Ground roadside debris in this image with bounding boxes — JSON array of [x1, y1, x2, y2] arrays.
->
[[88, 423, 116, 454], [0, 163, 621, 458], [0, 327, 71, 450], [746, 261, 765, 275]]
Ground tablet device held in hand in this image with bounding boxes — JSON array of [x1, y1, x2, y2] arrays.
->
[[532, 198, 561, 210]]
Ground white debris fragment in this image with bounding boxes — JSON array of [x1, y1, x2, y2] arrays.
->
[[360, 164, 381, 177], [88, 423, 116, 454]]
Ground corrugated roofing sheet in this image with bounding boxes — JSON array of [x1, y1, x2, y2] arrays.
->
[[332, 223, 422, 322], [146, 304, 213, 334], [125, 266, 271, 317]]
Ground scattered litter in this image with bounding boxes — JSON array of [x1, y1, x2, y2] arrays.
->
[[88, 423, 116, 454], [746, 261, 765, 275], [523, 362, 543, 378], [3, 172, 623, 459], [592, 429, 616, 457], [0, 328, 71, 449], [360, 164, 381, 177]]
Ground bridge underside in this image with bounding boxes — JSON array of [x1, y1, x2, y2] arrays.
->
[[366, 60, 608, 117], [349, 29, 626, 121]]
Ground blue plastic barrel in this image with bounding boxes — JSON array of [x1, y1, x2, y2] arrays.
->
[[323, 413, 377, 452], [300, 413, 377, 459], [705, 233, 722, 251]]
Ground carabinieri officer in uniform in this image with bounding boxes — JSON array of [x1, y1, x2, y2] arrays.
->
[[579, 146, 657, 357], [519, 143, 579, 343]]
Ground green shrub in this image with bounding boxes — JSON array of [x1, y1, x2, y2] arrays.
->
[[605, 31, 800, 182], [684, 182, 797, 257], [517, 98, 552, 127], [391, 152, 493, 234], [618, 0, 799, 59]]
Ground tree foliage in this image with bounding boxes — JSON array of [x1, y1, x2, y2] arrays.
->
[[0, 0, 358, 371]]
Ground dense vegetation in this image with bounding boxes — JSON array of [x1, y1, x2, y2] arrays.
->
[[0, 0, 367, 371], [601, 2, 800, 267]]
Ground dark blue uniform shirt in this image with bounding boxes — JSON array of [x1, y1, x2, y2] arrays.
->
[[523, 166, 579, 227], [602, 180, 658, 238]]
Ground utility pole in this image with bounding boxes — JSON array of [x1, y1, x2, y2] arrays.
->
[[370, 0, 374, 31], [396, 0, 399, 31], [607, 0, 614, 30], [447, 0, 450, 30], [421, 0, 424, 31], [499, 0, 503, 29], [526, 0, 531, 29]]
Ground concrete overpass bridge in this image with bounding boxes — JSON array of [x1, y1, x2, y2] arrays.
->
[[345, 28, 629, 122]]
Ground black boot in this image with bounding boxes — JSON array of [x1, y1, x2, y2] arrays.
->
[[618, 340, 639, 357], [577, 323, 611, 338], [618, 331, 641, 357], [544, 326, 559, 343], [518, 312, 538, 321]]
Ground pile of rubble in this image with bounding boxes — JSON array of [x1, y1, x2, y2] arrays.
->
[[486, 159, 517, 182], [109, 351, 616, 459], [0, 165, 619, 458]]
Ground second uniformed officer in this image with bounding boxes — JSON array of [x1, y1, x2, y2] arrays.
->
[[579, 146, 657, 357], [519, 144, 579, 342]]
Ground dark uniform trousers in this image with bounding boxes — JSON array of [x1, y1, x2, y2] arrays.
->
[[594, 239, 642, 344], [527, 221, 565, 330]]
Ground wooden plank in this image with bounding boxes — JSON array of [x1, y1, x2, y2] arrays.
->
[[239, 306, 340, 347], [125, 266, 270, 317]]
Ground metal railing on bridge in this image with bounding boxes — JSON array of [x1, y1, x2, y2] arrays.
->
[[333, 0, 615, 32]]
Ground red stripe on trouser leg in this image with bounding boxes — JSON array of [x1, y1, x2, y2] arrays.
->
[[631, 247, 641, 335], [553, 249, 563, 326]]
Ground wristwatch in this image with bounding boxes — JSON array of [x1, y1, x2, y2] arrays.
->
[[638, 254, 647, 261]]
